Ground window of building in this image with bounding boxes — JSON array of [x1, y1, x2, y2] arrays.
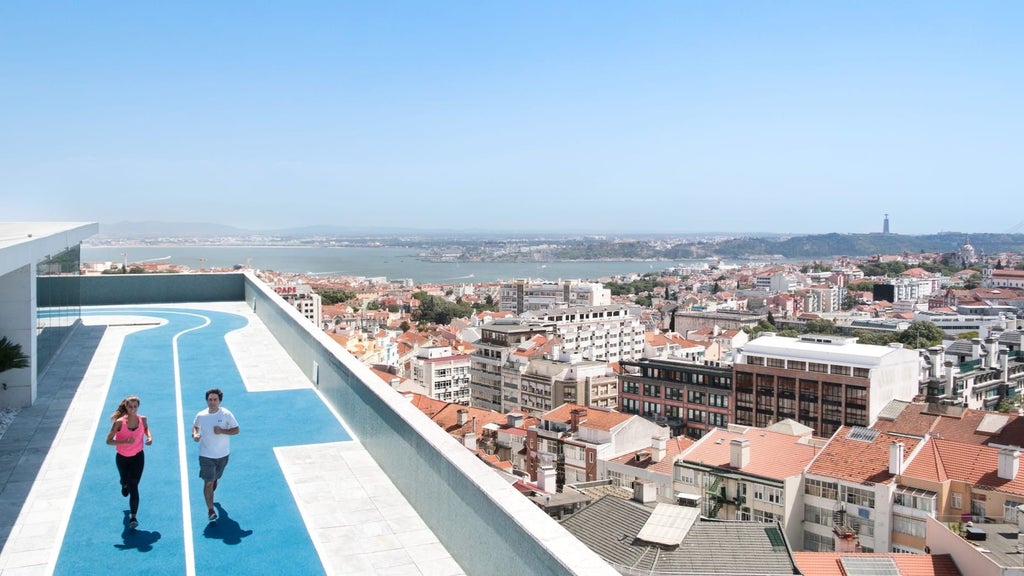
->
[[708, 394, 729, 408], [853, 367, 870, 378], [803, 530, 834, 552], [951, 492, 961, 509], [842, 485, 875, 508], [822, 383, 843, 404], [708, 412, 727, 427], [676, 467, 697, 486], [643, 384, 661, 397], [892, 515, 925, 538], [808, 362, 828, 374], [788, 361, 807, 370], [766, 357, 785, 368], [804, 504, 832, 526], [845, 386, 867, 406], [753, 509, 780, 523], [831, 365, 851, 376], [688, 390, 705, 404], [895, 489, 936, 514], [746, 355, 765, 366], [802, 477, 835, 500], [754, 485, 784, 505]]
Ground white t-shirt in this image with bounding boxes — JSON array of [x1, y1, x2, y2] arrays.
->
[[193, 407, 238, 459]]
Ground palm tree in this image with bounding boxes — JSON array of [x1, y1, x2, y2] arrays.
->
[[0, 336, 30, 374]]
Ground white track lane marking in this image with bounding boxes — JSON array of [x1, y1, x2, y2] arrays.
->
[[171, 312, 212, 576]]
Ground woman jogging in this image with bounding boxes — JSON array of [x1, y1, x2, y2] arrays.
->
[[105, 395, 152, 529]]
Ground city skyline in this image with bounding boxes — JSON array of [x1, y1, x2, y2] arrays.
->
[[3, 2, 1021, 235]]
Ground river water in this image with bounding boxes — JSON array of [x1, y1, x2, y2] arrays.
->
[[82, 245, 713, 284]]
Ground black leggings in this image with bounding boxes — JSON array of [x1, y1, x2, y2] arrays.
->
[[116, 451, 145, 516]]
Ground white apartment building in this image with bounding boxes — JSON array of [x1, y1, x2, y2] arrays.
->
[[469, 320, 553, 412], [499, 279, 611, 314], [802, 426, 927, 553], [412, 345, 472, 405], [272, 283, 322, 325], [674, 424, 819, 549], [803, 285, 839, 314], [512, 353, 619, 417], [755, 271, 800, 294], [521, 304, 647, 363]]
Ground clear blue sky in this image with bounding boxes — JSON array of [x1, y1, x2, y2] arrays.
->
[[2, 2, 1021, 235]]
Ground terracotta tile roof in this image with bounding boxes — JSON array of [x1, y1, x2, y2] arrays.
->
[[543, 403, 632, 432], [808, 426, 923, 485], [608, 436, 695, 475], [430, 403, 509, 435], [792, 552, 961, 576], [904, 438, 1024, 497], [873, 402, 1024, 447], [681, 427, 817, 480]]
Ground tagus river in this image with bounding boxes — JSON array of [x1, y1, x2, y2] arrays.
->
[[82, 245, 710, 285]]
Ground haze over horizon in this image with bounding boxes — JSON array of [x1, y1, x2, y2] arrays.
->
[[3, 3, 1021, 236]]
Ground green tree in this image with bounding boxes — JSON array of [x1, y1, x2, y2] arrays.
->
[[897, 321, 945, 349], [804, 319, 837, 335], [847, 280, 875, 293], [0, 336, 30, 375], [317, 289, 358, 305], [840, 292, 862, 310], [399, 320, 411, 332]]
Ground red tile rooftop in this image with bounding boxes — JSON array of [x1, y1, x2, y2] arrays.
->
[[904, 438, 1024, 497], [682, 426, 817, 480], [543, 403, 633, 432], [807, 426, 923, 485], [792, 552, 961, 576]]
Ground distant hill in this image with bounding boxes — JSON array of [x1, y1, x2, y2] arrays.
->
[[95, 221, 251, 239], [668, 233, 1024, 259]]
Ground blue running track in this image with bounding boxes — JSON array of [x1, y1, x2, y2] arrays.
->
[[53, 307, 352, 575]]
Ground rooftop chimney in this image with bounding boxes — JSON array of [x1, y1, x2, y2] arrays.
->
[[987, 336, 999, 369], [537, 464, 556, 493], [889, 441, 905, 475], [633, 481, 656, 504], [928, 346, 943, 379], [999, 448, 1020, 480], [457, 409, 469, 427], [570, 408, 588, 432], [463, 431, 477, 451], [944, 360, 955, 397], [730, 438, 750, 469], [651, 436, 668, 464], [507, 412, 524, 428]]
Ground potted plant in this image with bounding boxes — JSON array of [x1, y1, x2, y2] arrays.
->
[[0, 336, 30, 388]]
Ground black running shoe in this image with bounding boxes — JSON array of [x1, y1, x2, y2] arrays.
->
[[129, 517, 138, 529]]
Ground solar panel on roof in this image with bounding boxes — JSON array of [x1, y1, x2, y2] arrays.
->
[[839, 556, 900, 576], [846, 426, 880, 443]]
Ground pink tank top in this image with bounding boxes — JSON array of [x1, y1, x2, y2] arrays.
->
[[115, 416, 145, 457]]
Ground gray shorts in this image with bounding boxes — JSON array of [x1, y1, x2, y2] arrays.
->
[[199, 455, 230, 481]]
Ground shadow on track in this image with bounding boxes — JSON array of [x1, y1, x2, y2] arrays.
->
[[202, 504, 253, 545], [115, 511, 161, 552]]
